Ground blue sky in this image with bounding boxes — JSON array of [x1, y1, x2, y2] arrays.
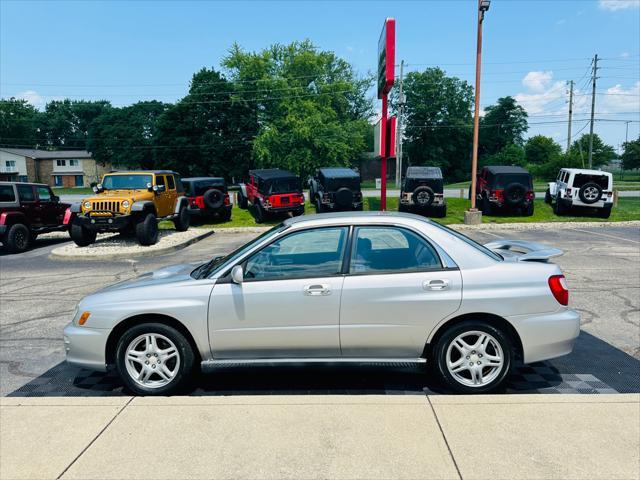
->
[[1, 0, 639, 150]]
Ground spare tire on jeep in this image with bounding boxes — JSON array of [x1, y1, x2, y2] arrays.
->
[[578, 182, 603, 204], [335, 187, 354, 208], [203, 188, 224, 209], [412, 186, 435, 208], [503, 183, 526, 206]]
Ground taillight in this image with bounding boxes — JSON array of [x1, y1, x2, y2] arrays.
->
[[566, 188, 572, 197], [490, 189, 504, 200], [63, 208, 72, 225], [548, 275, 569, 306], [526, 190, 535, 200], [224, 193, 230, 205]]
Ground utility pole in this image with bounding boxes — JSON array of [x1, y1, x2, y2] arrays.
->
[[588, 54, 599, 169], [566, 80, 574, 152], [395, 60, 405, 188]]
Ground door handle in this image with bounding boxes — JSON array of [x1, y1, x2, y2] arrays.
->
[[304, 284, 331, 296], [423, 279, 450, 291]]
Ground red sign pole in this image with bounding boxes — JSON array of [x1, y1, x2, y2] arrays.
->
[[381, 94, 388, 211]]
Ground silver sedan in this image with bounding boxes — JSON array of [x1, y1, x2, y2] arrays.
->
[[63, 212, 580, 395]]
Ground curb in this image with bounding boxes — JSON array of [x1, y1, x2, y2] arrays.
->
[[49, 229, 215, 261]]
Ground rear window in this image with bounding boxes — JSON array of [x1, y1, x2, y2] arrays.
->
[[0, 185, 15, 202], [493, 174, 532, 189], [17, 185, 35, 201], [193, 181, 226, 196], [430, 222, 503, 261], [324, 176, 360, 191], [573, 174, 609, 189], [265, 177, 301, 194]]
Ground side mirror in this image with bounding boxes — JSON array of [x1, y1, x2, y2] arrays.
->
[[52, 195, 60, 202], [147, 183, 154, 192], [230, 265, 244, 284]]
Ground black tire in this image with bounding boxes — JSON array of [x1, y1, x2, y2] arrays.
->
[[398, 203, 408, 213], [523, 203, 534, 216], [253, 202, 265, 224], [432, 321, 513, 394], [435, 205, 447, 218], [220, 208, 232, 222], [70, 221, 97, 247], [503, 182, 527, 207], [135, 213, 159, 246], [554, 194, 566, 215], [335, 187, 354, 209], [578, 182, 603, 204], [544, 189, 552, 204], [481, 196, 493, 215], [3, 223, 30, 253], [315, 197, 324, 213], [115, 322, 196, 396], [237, 191, 248, 209], [598, 205, 612, 219], [412, 186, 435, 208], [203, 188, 224, 210], [173, 205, 190, 232], [293, 207, 305, 217]]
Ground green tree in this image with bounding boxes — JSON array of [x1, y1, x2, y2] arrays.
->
[[154, 68, 258, 179], [43, 99, 111, 149], [86, 101, 169, 169], [482, 143, 526, 168], [620, 137, 640, 171], [400, 68, 474, 180], [0, 98, 43, 147], [524, 135, 562, 165], [222, 40, 372, 178], [480, 96, 528, 157], [569, 133, 616, 169]]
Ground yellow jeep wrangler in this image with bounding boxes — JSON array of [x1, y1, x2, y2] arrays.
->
[[68, 171, 190, 246]]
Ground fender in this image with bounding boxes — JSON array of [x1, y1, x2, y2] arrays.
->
[[131, 200, 155, 213], [69, 202, 82, 213], [548, 182, 558, 196], [0, 211, 27, 226], [238, 183, 248, 198], [174, 196, 188, 214]]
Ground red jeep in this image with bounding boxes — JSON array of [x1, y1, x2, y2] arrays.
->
[[473, 166, 535, 216], [237, 169, 305, 223], [0, 182, 70, 253], [182, 177, 232, 221]]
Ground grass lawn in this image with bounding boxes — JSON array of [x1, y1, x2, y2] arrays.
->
[[53, 187, 93, 195], [172, 197, 639, 229]]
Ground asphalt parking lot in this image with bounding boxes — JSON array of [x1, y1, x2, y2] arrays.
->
[[1, 224, 638, 397]]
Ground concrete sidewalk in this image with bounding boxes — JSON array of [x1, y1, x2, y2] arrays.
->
[[1, 394, 638, 480]]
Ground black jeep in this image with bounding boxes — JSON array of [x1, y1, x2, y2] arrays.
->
[[182, 177, 232, 221], [398, 166, 447, 218], [308, 168, 363, 213], [474, 165, 534, 216]]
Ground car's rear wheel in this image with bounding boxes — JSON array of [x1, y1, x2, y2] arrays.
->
[[481, 196, 492, 215], [253, 202, 265, 223], [315, 198, 324, 213], [554, 194, 566, 215], [237, 191, 248, 209], [598, 205, 612, 219], [70, 222, 97, 247], [115, 323, 195, 396], [523, 203, 534, 216], [544, 189, 552, 204], [135, 213, 159, 245], [433, 321, 512, 394], [173, 205, 190, 232], [3, 223, 30, 253]]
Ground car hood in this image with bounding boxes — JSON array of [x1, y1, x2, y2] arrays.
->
[[98, 263, 200, 292]]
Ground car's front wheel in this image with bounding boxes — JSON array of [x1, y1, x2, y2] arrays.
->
[[135, 213, 159, 245], [433, 321, 512, 394], [115, 323, 195, 396], [70, 222, 97, 247], [173, 205, 190, 232]]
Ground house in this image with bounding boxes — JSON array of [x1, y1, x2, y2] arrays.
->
[[0, 148, 111, 187]]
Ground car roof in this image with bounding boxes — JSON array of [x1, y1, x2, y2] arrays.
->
[[318, 167, 359, 178], [107, 170, 179, 175], [250, 168, 297, 180], [560, 168, 612, 176], [182, 177, 225, 183], [484, 165, 530, 175], [405, 166, 443, 179], [283, 211, 434, 228], [0, 181, 49, 187]]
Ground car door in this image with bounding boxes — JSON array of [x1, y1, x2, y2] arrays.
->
[[208, 226, 349, 358], [35, 186, 63, 226], [153, 175, 171, 216], [340, 226, 462, 358], [16, 184, 40, 227], [165, 174, 178, 211]]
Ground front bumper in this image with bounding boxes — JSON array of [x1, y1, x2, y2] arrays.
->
[[509, 308, 581, 364], [74, 213, 132, 231], [63, 322, 109, 372]]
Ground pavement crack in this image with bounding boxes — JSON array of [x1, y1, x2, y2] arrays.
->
[[426, 395, 463, 480]]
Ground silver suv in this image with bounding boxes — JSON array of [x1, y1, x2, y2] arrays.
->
[[63, 212, 579, 396], [546, 168, 614, 218]]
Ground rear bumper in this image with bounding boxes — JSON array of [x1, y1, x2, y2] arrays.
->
[[264, 205, 305, 213], [509, 308, 581, 364], [188, 204, 232, 216], [63, 322, 109, 372], [561, 197, 613, 209], [74, 214, 133, 231]]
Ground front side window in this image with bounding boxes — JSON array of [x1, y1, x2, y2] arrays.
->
[[37, 186, 52, 201], [244, 227, 348, 281], [0, 185, 16, 202], [102, 175, 153, 190], [155, 175, 166, 187], [350, 227, 441, 274], [17, 185, 35, 201]]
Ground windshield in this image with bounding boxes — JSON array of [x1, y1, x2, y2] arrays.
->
[[191, 223, 288, 279], [102, 174, 153, 190], [429, 221, 503, 261], [494, 174, 532, 189]]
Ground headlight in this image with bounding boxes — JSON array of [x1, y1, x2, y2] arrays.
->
[[122, 200, 130, 209], [83, 201, 92, 210]]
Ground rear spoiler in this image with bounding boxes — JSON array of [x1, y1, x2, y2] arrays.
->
[[484, 239, 563, 262]]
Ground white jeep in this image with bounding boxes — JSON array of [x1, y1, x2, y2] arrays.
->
[[545, 168, 614, 218]]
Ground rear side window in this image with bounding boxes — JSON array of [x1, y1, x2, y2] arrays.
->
[[17, 185, 35, 201], [0, 185, 16, 202], [36, 186, 52, 201], [166, 175, 176, 190]]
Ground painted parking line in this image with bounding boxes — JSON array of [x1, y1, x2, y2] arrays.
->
[[569, 228, 640, 244]]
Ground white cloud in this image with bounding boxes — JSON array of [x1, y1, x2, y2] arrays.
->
[[521, 71, 554, 93], [556, 18, 567, 25], [17, 90, 46, 109], [598, 0, 640, 11], [597, 81, 640, 113]]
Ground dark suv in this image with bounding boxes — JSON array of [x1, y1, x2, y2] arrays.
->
[[399, 166, 447, 217], [182, 177, 232, 221], [308, 167, 363, 213], [0, 182, 70, 253], [238, 169, 305, 223], [474, 166, 535, 216]]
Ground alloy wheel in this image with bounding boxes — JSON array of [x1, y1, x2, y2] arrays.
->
[[124, 333, 180, 388], [445, 330, 504, 387]]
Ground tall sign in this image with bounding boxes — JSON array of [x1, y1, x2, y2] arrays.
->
[[377, 18, 395, 210]]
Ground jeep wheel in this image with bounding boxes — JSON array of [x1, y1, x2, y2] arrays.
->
[[203, 188, 224, 210], [504, 183, 526, 207], [335, 187, 354, 209], [579, 182, 603, 204], [237, 191, 248, 209], [136, 213, 159, 246], [554, 194, 566, 215], [481, 196, 493, 215], [3, 223, 30, 253], [220, 208, 232, 222], [398, 203, 408, 213], [523, 203, 534, 216], [253, 202, 265, 223], [412, 186, 435, 208], [115, 323, 195, 396], [173, 205, 190, 232], [315, 198, 324, 213], [598, 205, 612, 219], [544, 189, 552, 204], [435, 205, 447, 218], [70, 222, 97, 247]]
